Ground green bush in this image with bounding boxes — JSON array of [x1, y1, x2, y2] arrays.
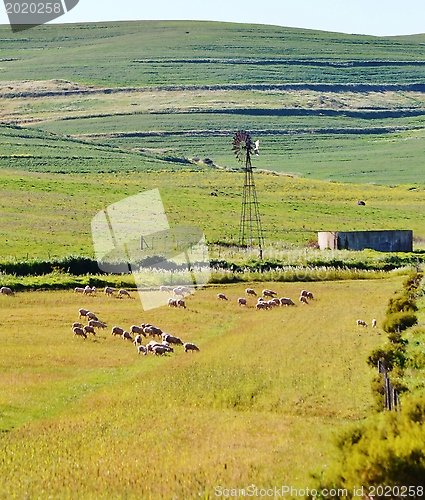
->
[[386, 294, 417, 315], [367, 344, 407, 371], [382, 312, 418, 333], [312, 394, 425, 495]]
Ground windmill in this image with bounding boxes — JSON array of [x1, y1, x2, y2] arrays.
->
[[232, 130, 264, 256]]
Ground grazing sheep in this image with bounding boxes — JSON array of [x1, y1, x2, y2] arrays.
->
[[217, 293, 228, 301], [104, 286, 116, 296], [299, 296, 308, 305], [0, 286, 14, 296], [256, 301, 270, 310], [88, 320, 107, 329], [133, 334, 143, 346], [78, 308, 90, 319], [72, 322, 84, 329], [262, 289, 277, 298], [270, 297, 281, 307], [173, 287, 185, 298], [118, 289, 131, 298], [83, 325, 96, 336], [151, 345, 170, 356], [74, 287, 85, 294], [280, 297, 295, 306], [86, 311, 99, 321], [245, 288, 257, 296], [83, 285, 96, 295], [372, 318, 377, 328], [73, 327, 87, 339], [144, 325, 163, 338], [162, 333, 183, 346], [130, 325, 146, 337], [357, 319, 367, 327], [146, 340, 163, 352], [111, 326, 124, 336], [137, 345, 148, 355], [159, 285, 172, 292], [168, 298, 178, 308], [238, 297, 247, 306], [176, 299, 186, 309], [301, 290, 314, 299], [122, 331, 133, 341], [184, 342, 200, 352]]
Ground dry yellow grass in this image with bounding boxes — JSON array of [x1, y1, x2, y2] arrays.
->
[[0, 276, 403, 498]]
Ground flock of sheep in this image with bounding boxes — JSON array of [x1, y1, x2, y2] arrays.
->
[[214, 287, 314, 310], [71, 285, 199, 357], [2, 283, 378, 345]]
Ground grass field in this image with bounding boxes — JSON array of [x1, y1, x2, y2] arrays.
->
[[2, 21, 425, 185], [0, 277, 403, 497], [1, 167, 424, 260], [1, 20, 425, 493]]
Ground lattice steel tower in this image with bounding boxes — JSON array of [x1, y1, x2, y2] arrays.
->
[[232, 130, 264, 254]]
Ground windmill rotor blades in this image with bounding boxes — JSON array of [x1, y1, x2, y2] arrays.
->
[[232, 130, 255, 164]]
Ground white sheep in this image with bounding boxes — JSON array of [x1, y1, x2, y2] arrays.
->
[[74, 287, 85, 294], [173, 287, 185, 298], [184, 342, 200, 352], [162, 333, 183, 346], [78, 308, 90, 319], [130, 325, 146, 337], [73, 327, 87, 339], [176, 299, 186, 309], [133, 334, 144, 346], [83, 325, 96, 336], [104, 286, 116, 297], [88, 320, 107, 329], [245, 288, 257, 296], [83, 285, 96, 295], [217, 293, 228, 301], [111, 326, 124, 336], [356, 319, 367, 327], [280, 297, 295, 306], [137, 345, 147, 355], [146, 340, 162, 352], [238, 297, 247, 306], [144, 325, 163, 338], [159, 285, 172, 292], [122, 331, 133, 341], [151, 345, 170, 356], [372, 318, 377, 328]]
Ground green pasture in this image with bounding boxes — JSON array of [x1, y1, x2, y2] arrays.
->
[[1, 168, 424, 261], [2, 21, 425, 185], [1, 21, 425, 87], [0, 277, 403, 497]]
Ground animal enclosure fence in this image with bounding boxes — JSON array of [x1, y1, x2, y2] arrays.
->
[[378, 359, 401, 411]]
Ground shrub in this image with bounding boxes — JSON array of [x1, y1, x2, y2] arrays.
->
[[367, 344, 407, 371], [312, 394, 425, 495], [382, 312, 418, 333]]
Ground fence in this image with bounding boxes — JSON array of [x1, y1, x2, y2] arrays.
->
[[378, 359, 401, 411]]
